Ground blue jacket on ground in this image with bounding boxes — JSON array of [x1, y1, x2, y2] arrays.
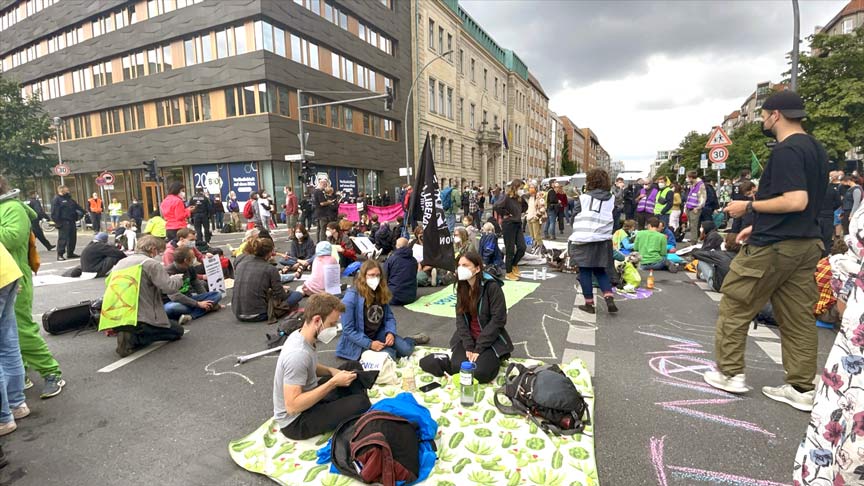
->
[[384, 246, 418, 305], [335, 288, 398, 360], [317, 393, 438, 486]]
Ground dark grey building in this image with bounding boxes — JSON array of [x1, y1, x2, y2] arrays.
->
[[1, 0, 411, 218]]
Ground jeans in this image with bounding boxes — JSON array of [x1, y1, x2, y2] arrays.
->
[[286, 291, 305, 307], [641, 258, 671, 271], [378, 334, 416, 361], [697, 261, 715, 289], [111, 215, 120, 227], [502, 220, 526, 273], [215, 212, 224, 229], [544, 210, 558, 238], [445, 213, 456, 234], [163, 291, 223, 320], [578, 267, 613, 301], [280, 273, 296, 284], [0, 282, 26, 424]]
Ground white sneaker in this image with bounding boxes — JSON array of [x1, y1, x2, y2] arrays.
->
[[762, 384, 814, 412], [703, 370, 750, 394], [178, 314, 193, 326]]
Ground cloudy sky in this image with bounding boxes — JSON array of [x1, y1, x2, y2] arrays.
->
[[461, 0, 848, 171]]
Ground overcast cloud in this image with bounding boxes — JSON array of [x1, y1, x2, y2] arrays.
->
[[461, 0, 848, 172]]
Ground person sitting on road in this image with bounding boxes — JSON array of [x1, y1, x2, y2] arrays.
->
[[163, 246, 222, 322], [478, 222, 504, 275], [279, 224, 315, 276], [658, 220, 677, 250], [113, 236, 187, 357], [699, 219, 723, 252], [283, 241, 340, 307], [80, 232, 127, 277], [274, 293, 371, 440], [336, 260, 429, 361], [633, 217, 679, 273], [419, 251, 513, 384], [162, 228, 208, 268], [116, 220, 137, 251], [453, 227, 473, 258], [461, 215, 480, 249], [693, 233, 740, 291], [327, 222, 358, 268], [232, 237, 295, 322], [143, 210, 167, 240], [234, 228, 260, 257], [384, 237, 418, 305]]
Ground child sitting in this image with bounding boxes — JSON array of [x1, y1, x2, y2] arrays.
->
[[613, 219, 636, 251], [478, 223, 504, 275], [633, 217, 679, 272]]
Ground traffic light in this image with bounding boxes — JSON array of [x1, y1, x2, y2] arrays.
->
[[143, 158, 158, 181], [384, 86, 394, 112]]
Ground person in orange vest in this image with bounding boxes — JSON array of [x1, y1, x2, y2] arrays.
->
[[87, 192, 103, 234]]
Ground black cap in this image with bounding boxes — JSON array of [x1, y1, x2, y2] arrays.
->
[[762, 90, 807, 119]]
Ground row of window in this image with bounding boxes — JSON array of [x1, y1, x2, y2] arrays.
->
[[185, 24, 247, 66], [427, 78, 453, 120], [49, 82, 397, 143], [293, 0, 393, 55], [1, 0, 202, 72], [428, 134, 479, 170], [0, 0, 60, 32]]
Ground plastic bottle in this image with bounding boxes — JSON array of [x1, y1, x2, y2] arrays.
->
[[401, 366, 416, 392], [647, 269, 655, 290], [460, 361, 476, 406]]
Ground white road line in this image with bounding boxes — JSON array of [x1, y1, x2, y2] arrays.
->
[[748, 326, 780, 340], [686, 272, 697, 280], [571, 292, 597, 324], [562, 284, 596, 376], [754, 340, 784, 365], [705, 292, 722, 302], [98, 329, 189, 373], [567, 326, 596, 346], [695, 281, 712, 291], [562, 348, 594, 376]]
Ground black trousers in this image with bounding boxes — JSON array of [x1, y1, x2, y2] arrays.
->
[[193, 216, 211, 244], [56, 222, 77, 257], [280, 378, 370, 440], [502, 220, 526, 273], [30, 220, 52, 250], [132, 218, 143, 233], [90, 212, 102, 233], [450, 342, 504, 384], [316, 215, 332, 242], [819, 216, 835, 257], [134, 321, 184, 349]]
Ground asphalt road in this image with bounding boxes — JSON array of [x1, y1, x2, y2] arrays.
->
[[0, 225, 834, 485]]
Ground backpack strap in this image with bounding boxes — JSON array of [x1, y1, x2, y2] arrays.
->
[[493, 362, 530, 416]]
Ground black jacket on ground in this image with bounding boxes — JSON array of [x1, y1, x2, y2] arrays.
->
[[384, 246, 418, 305], [80, 241, 127, 277], [450, 274, 514, 358]]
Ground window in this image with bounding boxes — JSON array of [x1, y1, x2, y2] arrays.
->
[[449, 140, 453, 165], [339, 11, 347, 29], [458, 97, 463, 124], [277, 85, 289, 116], [469, 104, 475, 129], [843, 18, 855, 34], [184, 38, 196, 66], [242, 85, 256, 114], [309, 43, 318, 69], [216, 30, 229, 59], [428, 78, 436, 113], [428, 19, 435, 50], [494, 77, 498, 99], [331, 105, 341, 128], [483, 68, 487, 90], [135, 52, 145, 77], [325, 2, 333, 21], [291, 34, 302, 62], [258, 83, 272, 113], [447, 34, 452, 60], [470, 58, 475, 82], [447, 88, 453, 119], [235, 25, 247, 54], [163, 45, 172, 71], [147, 0, 158, 18], [92, 64, 103, 88], [122, 56, 132, 79], [363, 113, 370, 135], [147, 49, 159, 74], [440, 138, 445, 165], [274, 26, 286, 57], [263, 22, 274, 52], [344, 107, 353, 130], [483, 110, 487, 124], [225, 88, 237, 116], [438, 27, 444, 53], [493, 115, 498, 128], [372, 116, 380, 137], [200, 93, 211, 120], [458, 49, 463, 73], [438, 84, 444, 117], [183, 95, 197, 122]]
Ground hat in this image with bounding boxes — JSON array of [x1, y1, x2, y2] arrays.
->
[[94, 232, 109, 243], [761, 90, 807, 119], [315, 241, 332, 258]]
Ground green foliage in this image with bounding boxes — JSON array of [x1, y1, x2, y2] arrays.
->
[[726, 122, 772, 177], [561, 135, 577, 175], [0, 75, 54, 183], [798, 27, 864, 160]]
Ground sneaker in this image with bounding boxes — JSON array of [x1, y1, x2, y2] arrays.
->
[[703, 370, 749, 394], [668, 263, 680, 274], [57, 255, 66, 261], [67, 253, 81, 259], [24, 376, 33, 390], [116, 331, 136, 357], [178, 314, 193, 326], [504, 272, 519, 281], [40, 375, 65, 399], [762, 384, 815, 412], [578, 303, 596, 314], [409, 333, 430, 345], [0, 421, 16, 437], [604, 296, 618, 313], [11, 404, 29, 420]]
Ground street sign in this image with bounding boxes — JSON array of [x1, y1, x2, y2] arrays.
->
[[53, 163, 71, 176], [705, 126, 733, 148], [713, 163, 726, 171], [100, 171, 115, 185], [95, 177, 107, 186], [700, 160, 708, 169], [285, 151, 316, 161], [103, 184, 115, 190], [399, 167, 413, 177], [678, 166, 686, 176], [708, 146, 729, 163]]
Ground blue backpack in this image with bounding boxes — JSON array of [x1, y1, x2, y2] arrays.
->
[[440, 186, 453, 211]]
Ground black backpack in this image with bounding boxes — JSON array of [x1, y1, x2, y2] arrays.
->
[[494, 363, 591, 436], [331, 411, 422, 486]]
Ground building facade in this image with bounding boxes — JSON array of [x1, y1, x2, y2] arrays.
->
[[819, 0, 864, 36], [1, 0, 411, 217], [548, 111, 564, 177]]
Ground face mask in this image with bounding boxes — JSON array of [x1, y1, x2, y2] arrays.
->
[[658, 183, 666, 189], [462, 221, 470, 226], [295, 232, 304, 239], [325, 230, 333, 238], [518, 189, 525, 196], [317, 323, 338, 344], [643, 184, 650, 189], [454, 236, 462, 244], [761, 114, 777, 138], [366, 276, 380, 291], [457, 266, 475, 281]]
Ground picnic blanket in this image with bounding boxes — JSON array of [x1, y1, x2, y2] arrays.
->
[[405, 281, 540, 318], [228, 350, 597, 486]]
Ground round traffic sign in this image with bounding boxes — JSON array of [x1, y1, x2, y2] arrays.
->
[[708, 146, 729, 164], [100, 171, 115, 185], [53, 163, 71, 176]]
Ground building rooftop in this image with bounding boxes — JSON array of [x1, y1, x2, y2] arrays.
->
[[822, 0, 864, 33]]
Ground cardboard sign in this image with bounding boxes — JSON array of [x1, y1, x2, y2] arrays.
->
[[203, 255, 226, 294], [350, 236, 376, 255]]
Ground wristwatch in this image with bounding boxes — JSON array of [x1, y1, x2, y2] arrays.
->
[[746, 201, 754, 214]]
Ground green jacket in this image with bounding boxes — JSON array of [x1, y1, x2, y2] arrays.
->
[[0, 190, 37, 280], [633, 229, 668, 265], [444, 188, 461, 216]]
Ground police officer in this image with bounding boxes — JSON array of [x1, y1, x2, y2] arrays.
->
[[190, 189, 211, 247], [51, 185, 84, 261]]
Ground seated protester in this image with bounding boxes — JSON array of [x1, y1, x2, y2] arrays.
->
[[612, 219, 636, 251], [730, 180, 757, 234], [357, 213, 372, 235], [384, 237, 418, 305], [80, 232, 127, 277], [336, 260, 429, 361], [274, 293, 371, 440], [453, 227, 473, 258], [279, 223, 315, 275], [633, 217, 679, 272], [419, 251, 513, 384], [163, 228, 207, 268], [118, 220, 137, 251], [700, 219, 723, 252], [232, 237, 296, 322], [163, 246, 222, 322], [233, 228, 260, 257], [113, 236, 186, 357], [461, 215, 479, 249], [814, 238, 848, 324], [283, 241, 341, 307], [658, 220, 677, 250], [211, 247, 234, 280], [143, 211, 167, 239], [485, 215, 502, 237], [478, 222, 504, 274], [373, 220, 395, 255], [330, 221, 358, 267], [693, 233, 740, 292], [368, 214, 381, 237]]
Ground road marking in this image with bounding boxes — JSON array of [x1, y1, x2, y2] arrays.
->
[[695, 281, 712, 291], [98, 329, 189, 373], [754, 340, 783, 365], [562, 348, 594, 376], [705, 292, 722, 302], [748, 326, 779, 340], [685, 272, 697, 280], [571, 292, 597, 324], [567, 326, 596, 346], [561, 284, 597, 376]]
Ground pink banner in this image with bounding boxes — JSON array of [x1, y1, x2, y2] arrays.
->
[[338, 203, 404, 223]]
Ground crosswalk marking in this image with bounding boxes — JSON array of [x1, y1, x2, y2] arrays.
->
[[754, 340, 784, 365], [564, 284, 597, 376], [748, 326, 779, 340], [705, 292, 722, 302], [562, 348, 595, 376]]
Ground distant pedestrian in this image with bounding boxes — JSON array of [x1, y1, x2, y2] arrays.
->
[[284, 186, 298, 228], [87, 192, 103, 233], [128, 197, 144, 233], [160, 182, 192, 242], [108, 198, 122, 230], [212, 194, 225, 230], [494, 179, 527, 281], [26, 192, 53, 251], [683, 171, 706, 242], [190, 189, 212, 246], [227, 191, 241, 231], [51, 185, 84, 261]]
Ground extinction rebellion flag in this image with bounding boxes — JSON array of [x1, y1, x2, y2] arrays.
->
[[409, 134, 455, 271]]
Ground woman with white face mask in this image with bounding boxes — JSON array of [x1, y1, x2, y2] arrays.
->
[[453, 227, 472, 258], [278, 224, 315, 276], [418, 251, 514, 384], [335, 260, 429, 361]]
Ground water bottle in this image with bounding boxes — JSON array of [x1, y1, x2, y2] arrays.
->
[[460, 361, 476, 406]]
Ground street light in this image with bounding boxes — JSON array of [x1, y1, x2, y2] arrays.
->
[[403, 50, 453, 184], [790, 0, 800, 91], [52, 116, 64, 185]]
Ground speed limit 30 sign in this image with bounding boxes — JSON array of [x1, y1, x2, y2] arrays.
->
[[708, 146, 729, 164]]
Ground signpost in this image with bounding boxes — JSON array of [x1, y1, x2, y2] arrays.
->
[[700, 153, 708, 170], [705, 126, 732, 181], [284, 151, 315, 162], [53, 164, 71, 177], [708, 146, 729, 164]]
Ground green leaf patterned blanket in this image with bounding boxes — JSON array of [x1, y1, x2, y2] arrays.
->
[[228, 351, 597, 486]]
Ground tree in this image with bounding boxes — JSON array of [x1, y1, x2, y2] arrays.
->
[[674, 130, 710, 175], [560, 135, 577, 175], [798, 27, 864, 161], [0, 75, 54, 184], [726, 122, 772, 177]]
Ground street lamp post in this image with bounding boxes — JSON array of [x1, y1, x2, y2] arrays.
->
[[403, 50, 453, 184], [52, 116, 64, 185], [791, 0, 800, 91]]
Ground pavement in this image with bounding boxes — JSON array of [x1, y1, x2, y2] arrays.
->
[[0, 224, 833, 485]]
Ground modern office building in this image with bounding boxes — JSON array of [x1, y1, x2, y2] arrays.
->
[[1, 0, 411, 217]]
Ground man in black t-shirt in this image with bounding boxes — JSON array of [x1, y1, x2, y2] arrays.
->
[[704, 90, 828, 412]]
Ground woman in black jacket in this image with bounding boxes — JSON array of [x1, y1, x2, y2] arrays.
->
[[420, 251, 513, 383], [493, 179, 528, 281]]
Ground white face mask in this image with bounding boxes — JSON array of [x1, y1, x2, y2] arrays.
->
[[325, 230, 333, 238], [295, 232, 304, 239], [317, 323, 338, 344], [658, 183, 666, 189], [457, 266, 475, 281], [454, 236, 462, 244], [179, 191, 186, 199], [366, 276, 380, 291], [518, 189, 525, 196]]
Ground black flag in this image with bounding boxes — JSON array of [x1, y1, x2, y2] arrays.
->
[[409, 134, 455, 271]]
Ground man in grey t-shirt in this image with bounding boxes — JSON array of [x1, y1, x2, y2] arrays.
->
[[273, 294, 370, 440]]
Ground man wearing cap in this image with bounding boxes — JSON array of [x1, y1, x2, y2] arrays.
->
[[80, 232, 128, 277], [704, 91, 828, 412]]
